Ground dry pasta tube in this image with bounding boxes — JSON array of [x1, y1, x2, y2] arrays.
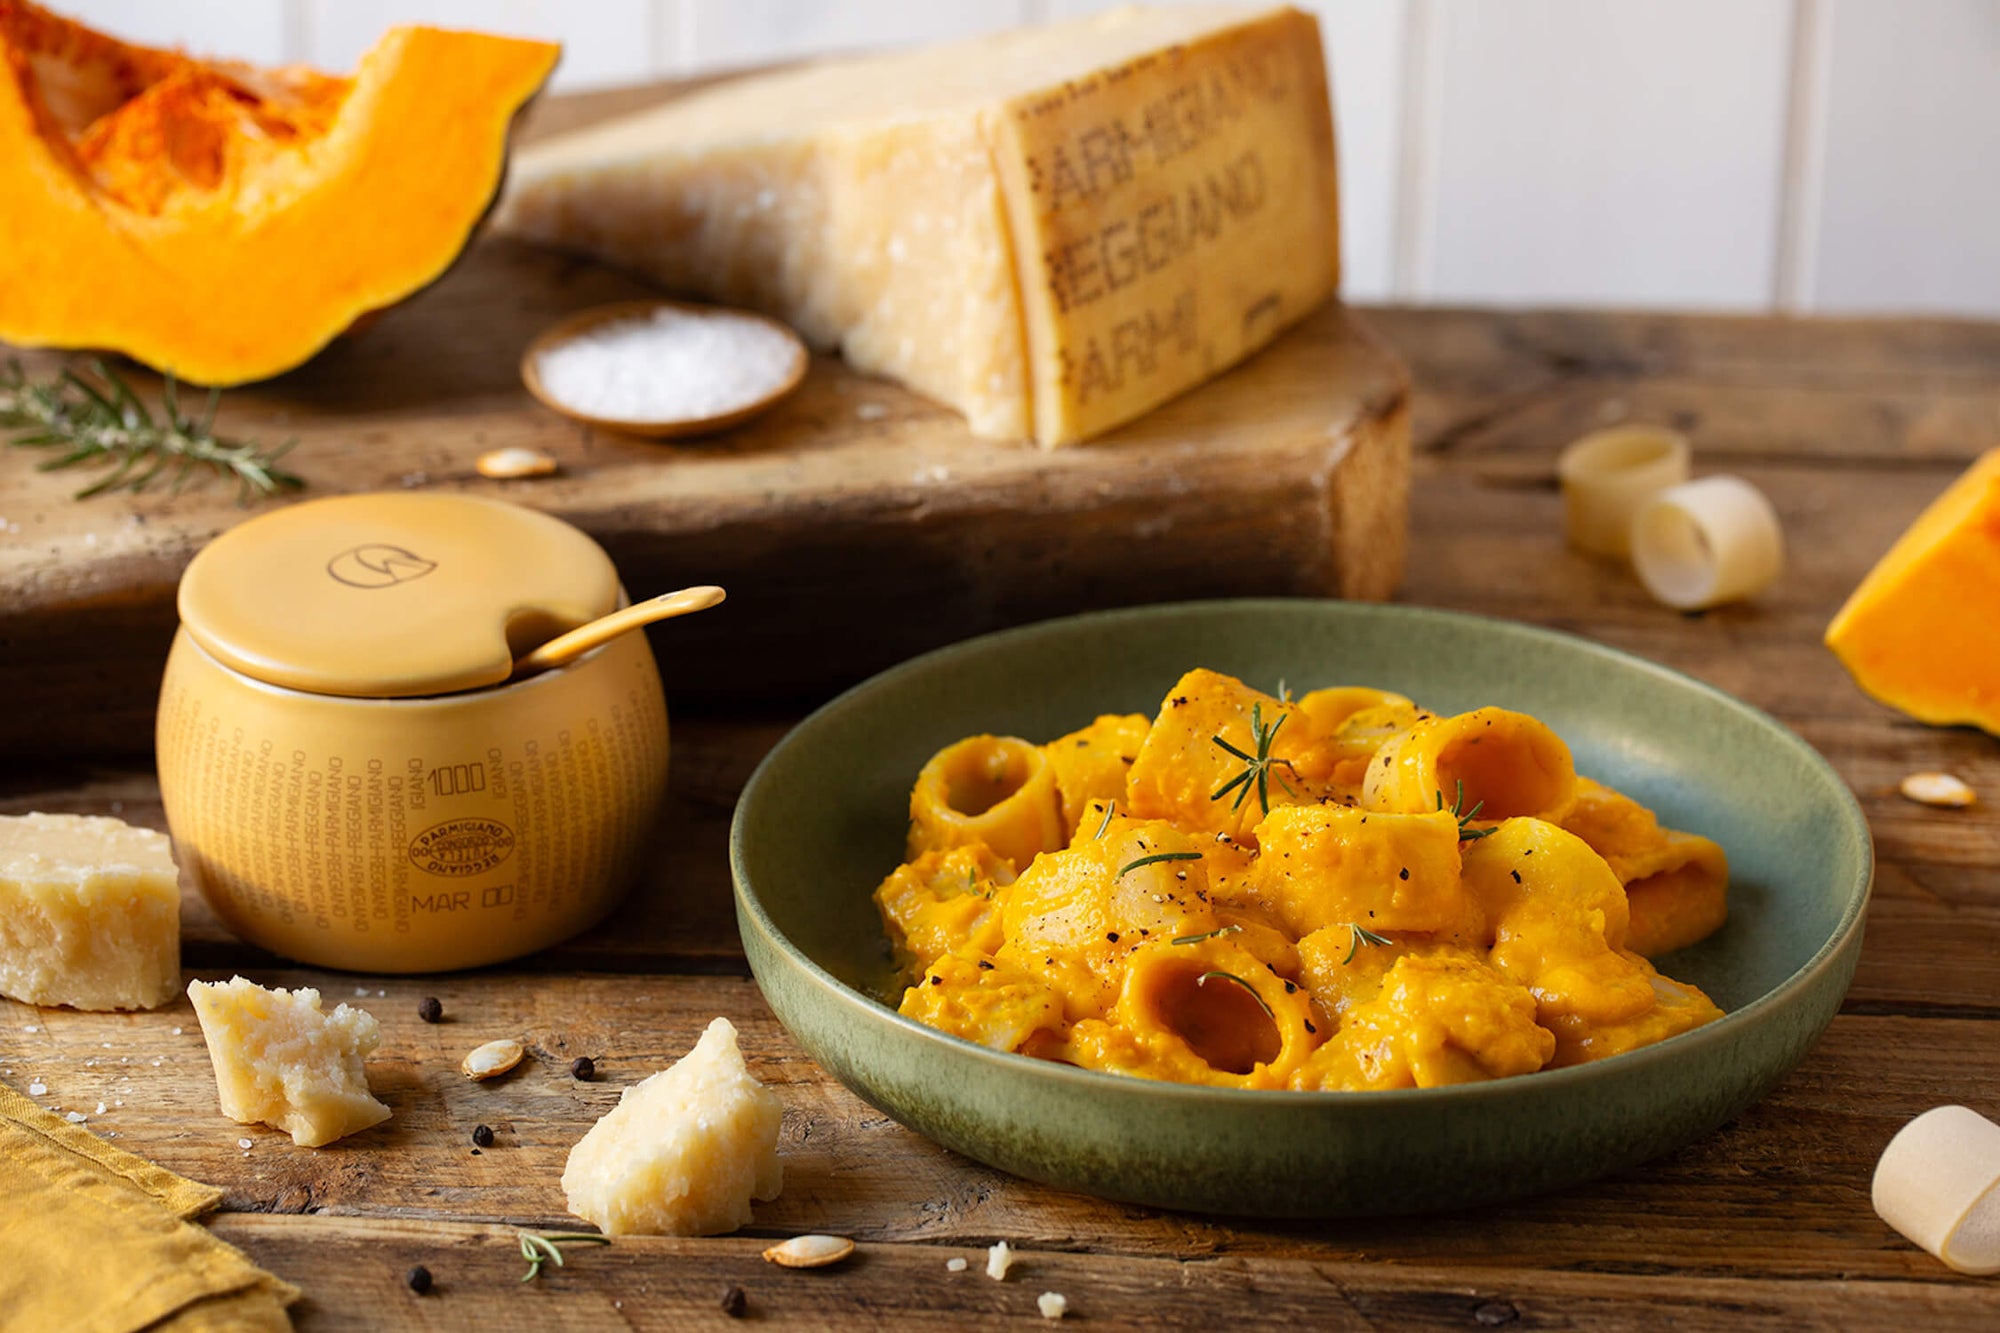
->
[[1558, 426, 1692, 558], [1362, 707, 1577, 825], [907, 734, 1064, 872], [1631, 475, 1784, 610], [1873, 1105, 2000, 1276]]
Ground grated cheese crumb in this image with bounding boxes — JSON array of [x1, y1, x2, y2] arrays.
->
[[1038, 1292, 1067, 1320], [946, 1257, 968, 1273], [986, 1241, 1014, 1280]]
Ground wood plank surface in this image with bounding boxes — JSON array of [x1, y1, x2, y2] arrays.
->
[[2, 968, 1993, 1281], [6, 297, 2000, 1329], [0, 68, 1410, 761], [197, 1213, 2000, 1331]]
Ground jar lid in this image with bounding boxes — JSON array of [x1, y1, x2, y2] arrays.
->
[[177, 493, 621, 698]]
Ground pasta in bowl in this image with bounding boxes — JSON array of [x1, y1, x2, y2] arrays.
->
[[877, 670, 1729, 1091], [730, 600, 1871, 1216]]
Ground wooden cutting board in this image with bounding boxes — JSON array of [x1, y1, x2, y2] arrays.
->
[[0, 85, 1408, 763]]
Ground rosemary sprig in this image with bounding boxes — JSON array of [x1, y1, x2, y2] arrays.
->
[[0, 358, 302, 504], [1339, 921, 1394, 966], [1117, 850, 1202, 877], [1093, 800, 1118, 840], [1436, 779, 1496, 841], [517, 1231, 610, 1283], [1209, 702, 1299, 816], [1195, 970, 1275, 1018], [1170, 924, 1242, 946]]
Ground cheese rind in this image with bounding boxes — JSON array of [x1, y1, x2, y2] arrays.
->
[[0, 812, 181, 1011], [562, 1016, 783, 1236], [497, 4, 1338, 447], [186, 976, 391, 1147]]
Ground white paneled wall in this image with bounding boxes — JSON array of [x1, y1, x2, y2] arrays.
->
[[1415, 0, 1796, 309], [48, 0, 2000, 316]]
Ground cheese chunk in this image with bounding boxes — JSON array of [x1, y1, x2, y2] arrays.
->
[[562, 1017, 782, 1236], [0, 812, 181, 1011], [187, 976, 391, 1147], [498, 4, 1339, 447]]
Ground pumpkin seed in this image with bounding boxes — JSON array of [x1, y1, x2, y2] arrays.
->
[[761, 1234, 854, 1269], [461, 1038, 524, 1080], [476, 447, 558, 479], [1900, 772, 1976, 809]]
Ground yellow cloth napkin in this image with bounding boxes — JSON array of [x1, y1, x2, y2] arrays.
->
[[0, 1083, 298, 1333]]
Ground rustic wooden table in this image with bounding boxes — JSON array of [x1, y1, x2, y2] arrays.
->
[[5, 306, 1997, 1329]]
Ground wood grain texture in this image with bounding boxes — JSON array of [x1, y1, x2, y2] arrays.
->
[[199, 1213, 2000, 1331], [0, 253, 1408, 759], [0, 70, 1410, 761], [2, 972, 1993, 1279], [6, 292, 2000, 1326]]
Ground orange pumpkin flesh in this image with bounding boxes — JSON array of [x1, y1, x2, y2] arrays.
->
[[0, 1, 558, 384], [1825, 447, 2000, 736]]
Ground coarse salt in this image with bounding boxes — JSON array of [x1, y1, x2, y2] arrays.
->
[[27, 1081, 46, 1096], [65, 1111, 87, 1124], [535, 309, 800, 424]]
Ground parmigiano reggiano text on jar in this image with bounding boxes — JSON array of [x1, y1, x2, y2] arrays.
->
[[155, 492, 672, 972]]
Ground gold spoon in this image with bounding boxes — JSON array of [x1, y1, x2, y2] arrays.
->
[[521, 299, 809, 439], [512, 585, 726, 678]]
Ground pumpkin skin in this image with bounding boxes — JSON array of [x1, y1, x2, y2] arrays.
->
[[1825, 447, 2000, 736], [0, 2, 558, 384]]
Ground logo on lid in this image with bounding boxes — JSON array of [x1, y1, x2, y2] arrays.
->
[[327, 544, 438, 589]]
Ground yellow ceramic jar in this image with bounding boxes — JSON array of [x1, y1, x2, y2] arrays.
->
[[155, 493, 671, 972]]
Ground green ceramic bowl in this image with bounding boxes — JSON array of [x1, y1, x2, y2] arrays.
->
[[730, 600, 1871, 1216]]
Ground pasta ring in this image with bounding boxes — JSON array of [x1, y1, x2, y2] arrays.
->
[[1558, 426, 1691, 558]]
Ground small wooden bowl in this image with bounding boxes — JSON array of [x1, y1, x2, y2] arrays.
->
[[521, 299, 810, 439]]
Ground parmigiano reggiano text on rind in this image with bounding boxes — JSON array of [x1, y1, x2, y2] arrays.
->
[[497, 5, 1339, 448]]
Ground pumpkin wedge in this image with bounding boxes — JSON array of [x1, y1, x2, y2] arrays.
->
[[0, 2, 558, 384], [1825, 448, 2000, 736]]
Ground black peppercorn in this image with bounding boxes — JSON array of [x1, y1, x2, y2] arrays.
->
[[471, 1124, 494, 1148], [406, 1265, 433, 1294], [720, 1285, 747, 1318], [417, 997, 443, 1024], [569, 1056, 595, 1081]]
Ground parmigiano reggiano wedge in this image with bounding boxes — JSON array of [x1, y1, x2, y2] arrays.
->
[[497, 5, 1339, 447]]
